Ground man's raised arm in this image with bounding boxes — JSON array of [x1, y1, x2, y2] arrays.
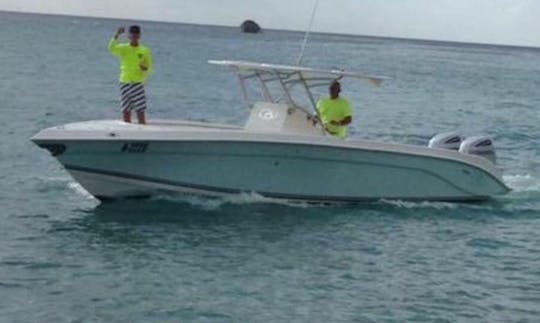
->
[[108, 27, 125, 56]]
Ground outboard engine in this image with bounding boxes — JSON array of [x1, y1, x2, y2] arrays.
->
[[428, 132, 463, 150], [459, 136, 497, 164]]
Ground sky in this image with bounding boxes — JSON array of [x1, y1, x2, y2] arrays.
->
[[1, 0, 539, 47]]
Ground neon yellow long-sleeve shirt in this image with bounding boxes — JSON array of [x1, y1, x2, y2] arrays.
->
[[317, 97, 353, 139], [108, 38, 154, 83]]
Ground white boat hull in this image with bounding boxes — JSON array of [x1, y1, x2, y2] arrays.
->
[[31, 120, 510, 202]]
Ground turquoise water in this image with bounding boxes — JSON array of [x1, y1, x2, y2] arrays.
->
[[1, 11, 540, 322]]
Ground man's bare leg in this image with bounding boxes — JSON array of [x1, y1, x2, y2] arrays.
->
[[137, 110, 146, 124], [123, 110, 132, 123]]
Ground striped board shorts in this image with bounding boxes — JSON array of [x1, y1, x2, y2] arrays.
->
[[120, 83, 147, 112]]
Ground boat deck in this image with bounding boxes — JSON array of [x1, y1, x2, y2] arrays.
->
[[57, 119, 243, 132]]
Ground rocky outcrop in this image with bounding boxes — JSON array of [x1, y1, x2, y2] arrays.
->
[[241, 20, 261, 33]]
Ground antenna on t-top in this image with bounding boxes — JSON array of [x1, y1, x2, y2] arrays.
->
[[296, 0, 320, 66]]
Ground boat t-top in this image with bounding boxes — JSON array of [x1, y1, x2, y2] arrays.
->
[[31, 60, 510, 202]]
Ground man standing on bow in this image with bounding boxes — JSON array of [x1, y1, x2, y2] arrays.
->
[[109, 25, 153, 124], [316, 81, 354, 139]]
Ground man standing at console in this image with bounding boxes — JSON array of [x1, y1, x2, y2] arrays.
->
[[316, 81, 353, 139], [109, 25, 153, 124]]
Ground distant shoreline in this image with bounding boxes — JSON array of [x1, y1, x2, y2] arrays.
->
[[2, 9, 539, 51]]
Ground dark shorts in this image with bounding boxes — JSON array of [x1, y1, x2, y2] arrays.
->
[[120, 83, 147, 112]]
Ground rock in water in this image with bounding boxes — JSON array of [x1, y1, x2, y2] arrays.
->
[[241, 20, 261, 33]]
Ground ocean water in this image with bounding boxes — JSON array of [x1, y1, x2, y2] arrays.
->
[[1, 11, 540, 322]]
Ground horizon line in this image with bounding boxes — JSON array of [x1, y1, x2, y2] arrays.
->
[[2, 9, 540, 51]]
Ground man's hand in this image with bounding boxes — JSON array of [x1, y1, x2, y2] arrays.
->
[[310, 115, 320, 126], [340, 116, 352, 126], [140, 58, 149, 71], [114, 27, 125, 39], [330, 116, 352, 126]]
